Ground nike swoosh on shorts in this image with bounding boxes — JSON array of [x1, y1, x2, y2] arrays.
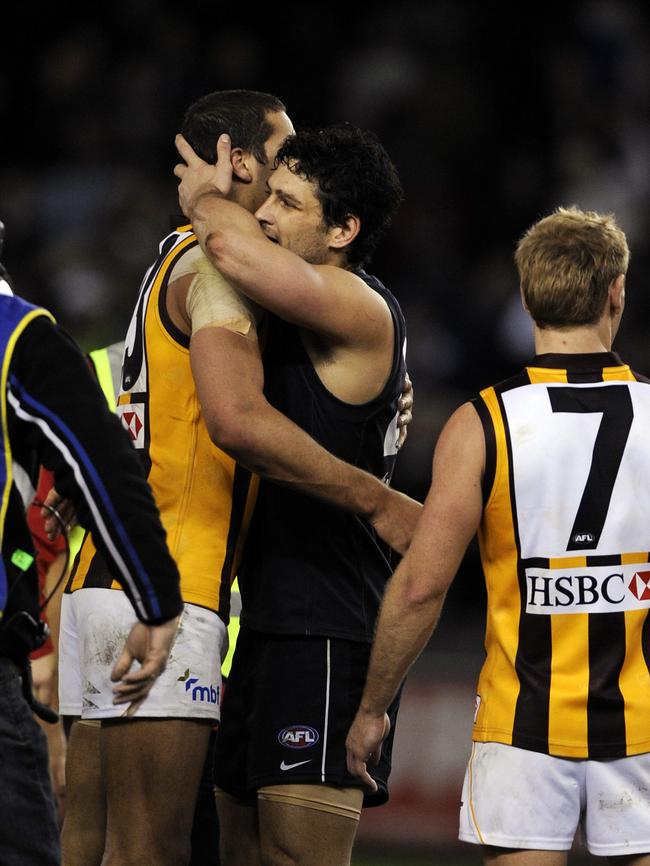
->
[[280, 759, 311, 771]]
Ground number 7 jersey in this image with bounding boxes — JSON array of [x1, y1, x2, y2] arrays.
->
[[472, 352, 650, 759]]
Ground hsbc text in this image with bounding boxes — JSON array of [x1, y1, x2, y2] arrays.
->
[[524, 563, 650, 614]]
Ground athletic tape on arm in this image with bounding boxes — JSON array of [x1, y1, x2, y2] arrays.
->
[[175, 250, 258, 337]]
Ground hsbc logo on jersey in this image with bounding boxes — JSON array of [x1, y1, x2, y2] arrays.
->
[[117, 403, 145, 449], [525, 564, 650, 614], [629, 571, 650, 600]]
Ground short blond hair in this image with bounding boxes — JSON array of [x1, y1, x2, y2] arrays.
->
[[515, 206, 629, 328]]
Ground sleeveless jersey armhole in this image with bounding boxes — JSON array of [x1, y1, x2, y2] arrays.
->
[[472, 395, 496, 506]]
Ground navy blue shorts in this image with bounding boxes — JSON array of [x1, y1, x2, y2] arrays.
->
[[214, 628, 401, 807]]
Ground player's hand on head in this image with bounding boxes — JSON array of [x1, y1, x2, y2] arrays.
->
[[110, 614, 180, 716], [174, 133, 233, 219], [345, 709, 391, 793], [396, 371, 413, 450]]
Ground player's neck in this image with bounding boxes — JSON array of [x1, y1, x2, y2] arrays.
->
[[533, 324, 613, 356]]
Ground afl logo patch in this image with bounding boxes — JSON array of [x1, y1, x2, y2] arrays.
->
[[572, 531, 595, 546], [278, 725, 319, 750]]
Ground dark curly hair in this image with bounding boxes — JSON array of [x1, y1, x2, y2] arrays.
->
[[182, 90, 286, 166], [274, 124, 404, 267]]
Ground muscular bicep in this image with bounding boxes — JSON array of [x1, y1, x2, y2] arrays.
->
[[250, 259, 393, 348], [228, 255, 393, 348], [189, 325, 264, 445]]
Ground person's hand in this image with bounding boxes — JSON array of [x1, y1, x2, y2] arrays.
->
[[369, 487, 422, 556], [345, 709, 391, 793], [174, 133, 233, 219], [31, 653, 56, 706], [110, 615, 180, 716], [40, 487, 77, 541], [396, 372, 413, 450]]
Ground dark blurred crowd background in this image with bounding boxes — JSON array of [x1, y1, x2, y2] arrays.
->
[[2, 0, 650, 648]]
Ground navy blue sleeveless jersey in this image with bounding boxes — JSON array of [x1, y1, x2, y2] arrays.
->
[[238, 269, 407, 643]]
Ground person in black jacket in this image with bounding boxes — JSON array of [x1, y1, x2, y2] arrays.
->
[[0, 223, 183, 866]]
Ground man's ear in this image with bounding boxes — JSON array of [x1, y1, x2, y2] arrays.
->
[[329, 215, 360, 252], [609, 273, 625, 316], [230, 147, 253, 184], [520, 285, 530, 313]]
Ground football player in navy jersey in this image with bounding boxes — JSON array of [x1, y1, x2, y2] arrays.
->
[[176, 124, 417, 866]]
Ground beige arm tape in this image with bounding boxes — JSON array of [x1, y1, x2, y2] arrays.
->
[[171, 247, 258, 337]]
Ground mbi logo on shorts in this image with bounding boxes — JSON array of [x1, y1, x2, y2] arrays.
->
[[278, 725, 320, 749], [178, 670, 220, 704], [525, 564, 650, 614]]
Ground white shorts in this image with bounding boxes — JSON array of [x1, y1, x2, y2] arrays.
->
[[59, 588, 226, 721], [459, 741, 650, 857]]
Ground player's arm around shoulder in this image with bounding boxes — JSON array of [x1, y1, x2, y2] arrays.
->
[[174, 132, 392, 348], [199, 220, 392, 349]]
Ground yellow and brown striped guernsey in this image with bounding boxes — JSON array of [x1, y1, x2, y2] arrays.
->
[[472, 352, 650, 759], [67, 227, 258, 621]]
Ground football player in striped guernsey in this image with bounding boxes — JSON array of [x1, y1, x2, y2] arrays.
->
[[347, 207, 650, 865]]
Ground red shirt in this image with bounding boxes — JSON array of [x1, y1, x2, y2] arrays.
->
[[27, 467, 66, 659]]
